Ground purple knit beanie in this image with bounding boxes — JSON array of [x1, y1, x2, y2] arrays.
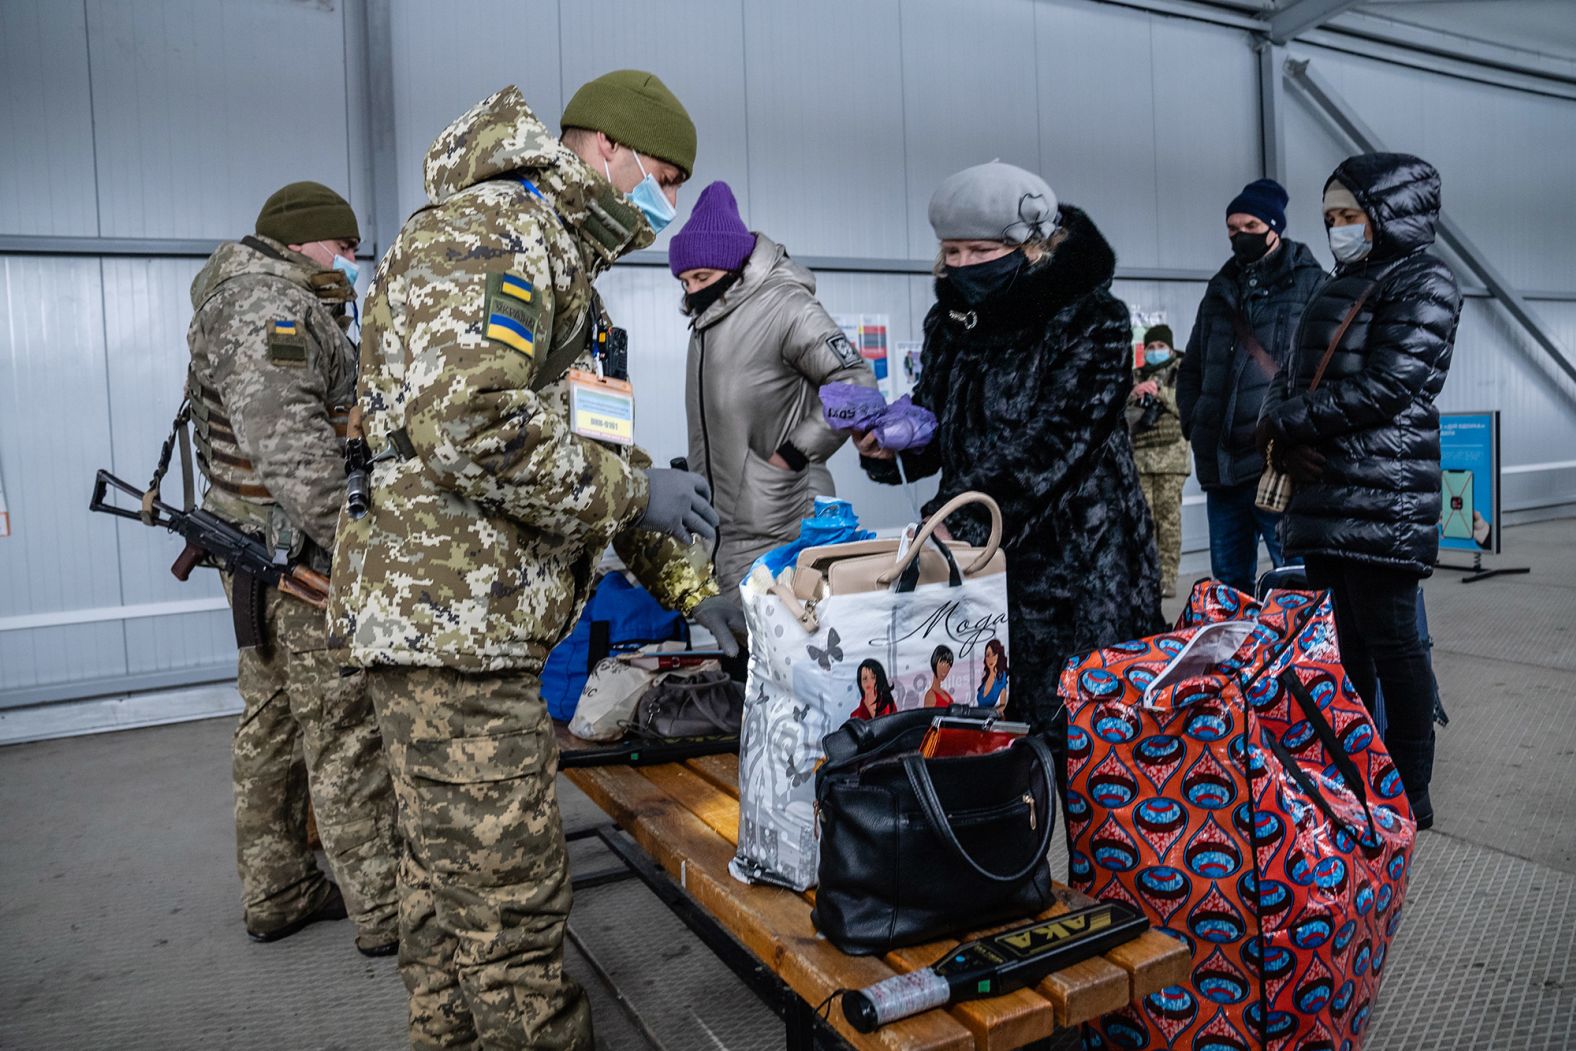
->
[[669, 181, 756, 276]]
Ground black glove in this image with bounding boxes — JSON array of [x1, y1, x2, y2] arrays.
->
[[1282, 444, 1327, 483], [692, 596, 747, 658], [639, 468, 720, 543]]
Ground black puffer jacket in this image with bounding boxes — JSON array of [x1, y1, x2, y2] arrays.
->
[[1178, 238, 1326, 488], [1261, 153, 1461, 575], [865, 206, 1163, 728]]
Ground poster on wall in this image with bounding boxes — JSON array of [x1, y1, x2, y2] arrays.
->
[[834, 314, 893, 398], [1438, 410, 1500, 555], [895, 339, 923, 397], [1130, 308, 1168, 369]]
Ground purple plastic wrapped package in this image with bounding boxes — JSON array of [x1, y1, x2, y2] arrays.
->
[[819, 384, 938, 453], [869, 395, 937, 451], [820, 383, 889, 432]]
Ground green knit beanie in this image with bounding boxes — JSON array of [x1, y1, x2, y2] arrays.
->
[[562, 70, 697, 178], [255, 182, 359, 245]]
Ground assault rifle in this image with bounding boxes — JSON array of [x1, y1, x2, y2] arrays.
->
[[89, 469, 330, 649]]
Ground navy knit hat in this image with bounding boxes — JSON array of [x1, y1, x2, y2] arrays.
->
[[1227, 178, 1289, 233]]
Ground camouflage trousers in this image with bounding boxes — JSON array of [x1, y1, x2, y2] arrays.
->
[[227, 576, 399, 944], [1138, 472, 1187, 596], [367, 665, 592, 1051]]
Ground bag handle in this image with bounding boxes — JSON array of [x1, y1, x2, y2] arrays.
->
[[877, 491, 1003, 586], [900, 735, 1057, 884], [1277, 669, 1379, 841], [896, 532, 963, 594], [1261, 730, 1371, 843], [1308, 281, 1379, 393]]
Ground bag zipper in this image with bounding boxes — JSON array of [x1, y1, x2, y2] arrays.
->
[[1024, 792, 1037, 831]]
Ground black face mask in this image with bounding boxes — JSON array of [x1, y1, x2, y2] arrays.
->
[[683, 272, 741, 316], [1230, 229, 1274, 266], [945, 249, 1027, 306]]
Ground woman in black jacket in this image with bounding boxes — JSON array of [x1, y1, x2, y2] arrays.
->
[[860, 161, 1163, 758], [1259, 152, 1461, 829]]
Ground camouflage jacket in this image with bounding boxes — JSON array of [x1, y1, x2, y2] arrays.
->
[[330, 85, 717, 673], [187, 235, 358, 562]]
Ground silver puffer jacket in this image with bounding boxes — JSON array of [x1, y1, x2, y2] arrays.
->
[[684, 234, 877, 598]]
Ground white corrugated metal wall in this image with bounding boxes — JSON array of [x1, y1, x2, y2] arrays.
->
[[2, 0, 1573, 715]]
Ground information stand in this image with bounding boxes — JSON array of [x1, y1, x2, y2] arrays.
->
[[1435, 410, 1529, 583]]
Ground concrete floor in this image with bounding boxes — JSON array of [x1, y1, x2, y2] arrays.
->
[[1, 518, 1572, 1050]]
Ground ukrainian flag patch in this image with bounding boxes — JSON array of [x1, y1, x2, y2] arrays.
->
[[268, 318, 307, 366], [484, 272, 541, 358]]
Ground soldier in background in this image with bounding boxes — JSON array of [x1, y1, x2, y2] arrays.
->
[[186, 182, 399, 955], [1127, 324, 1191, 597], [330, 73, 742, 1049]]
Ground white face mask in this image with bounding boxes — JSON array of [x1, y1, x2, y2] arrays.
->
[[1328, 223, 1372, 264]]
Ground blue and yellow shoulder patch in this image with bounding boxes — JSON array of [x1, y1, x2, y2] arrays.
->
[[267, 318, 307, 366], [484, 272, 539, 358]]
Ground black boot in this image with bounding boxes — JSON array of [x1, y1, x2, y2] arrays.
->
[[1388, 733, 1435, 832], [247, 882, 348, 943]]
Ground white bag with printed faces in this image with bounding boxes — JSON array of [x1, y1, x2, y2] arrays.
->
[[730, 492, 1011, 890]]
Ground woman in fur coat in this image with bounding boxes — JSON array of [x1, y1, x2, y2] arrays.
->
[[861, 161, 1163, 760]]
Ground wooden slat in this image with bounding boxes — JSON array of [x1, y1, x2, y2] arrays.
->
[[686, 752, 741, 796], [1026, 900, 1133, 1028], [1050, 887, 1191, 998], [885, 932, 1056, 1051], [567, 765, 973, 1051]]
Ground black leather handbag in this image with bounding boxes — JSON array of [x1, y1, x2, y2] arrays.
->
[[811, 707, 1058, 955]]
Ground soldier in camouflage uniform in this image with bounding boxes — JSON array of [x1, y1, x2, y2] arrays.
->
[[1127, 324, 1191, 597], [329, 73, 743, 1049], [186, 182, 399, 954]]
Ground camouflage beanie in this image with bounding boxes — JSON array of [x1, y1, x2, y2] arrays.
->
[[255, 182, 359, 245], [562, 70, 696, 178]]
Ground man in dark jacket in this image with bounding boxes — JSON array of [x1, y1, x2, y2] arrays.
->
[[1259, 153, 1461, 829], [1178, 179, 1325, 593]]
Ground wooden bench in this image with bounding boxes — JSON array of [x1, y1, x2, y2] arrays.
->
[[558, 732, 1189, 1050]]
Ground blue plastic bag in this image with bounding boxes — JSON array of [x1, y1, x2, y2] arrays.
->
[[542, 573, 689, 721], [754, 497, 876, 580]]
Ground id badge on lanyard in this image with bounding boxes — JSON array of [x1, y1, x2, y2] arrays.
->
[[568, 369, 635, 446]]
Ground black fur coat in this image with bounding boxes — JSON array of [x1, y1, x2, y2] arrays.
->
[[866, 205, 1164, 727]]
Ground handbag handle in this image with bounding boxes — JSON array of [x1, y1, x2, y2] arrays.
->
[[896, 533, 963, 594], [877, 491, 1003, 586], [900, 735, 1057, 884], [1277, 669, 1380, 842]]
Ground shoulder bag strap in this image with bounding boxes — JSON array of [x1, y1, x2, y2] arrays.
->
[[1308, 280, 1380, 393], [900, 735, 1057, 884], [1228, 310, 1280, 381]]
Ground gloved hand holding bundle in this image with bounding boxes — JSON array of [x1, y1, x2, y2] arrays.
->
[[819, 384, 938, 452]]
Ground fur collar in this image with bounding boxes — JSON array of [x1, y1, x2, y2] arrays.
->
[[933, 204, 1116, 329]]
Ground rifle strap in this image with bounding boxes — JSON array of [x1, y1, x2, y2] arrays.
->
[[144, 399, 196, 524]]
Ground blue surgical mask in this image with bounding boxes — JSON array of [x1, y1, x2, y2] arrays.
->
[[332, 254, 361, 340], [1145, 348, 1172, 366], [1328, 223, 1371, 264], [610, 154, 677, 235], [332, 253, 360, 288]]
